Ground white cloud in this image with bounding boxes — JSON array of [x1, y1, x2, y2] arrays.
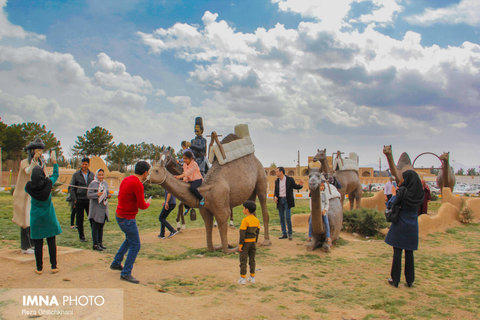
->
[[352, 0, 403, 26], [406, 0, 480, 26], [0, 0, 44, 41], [92, 52, 153, 94]]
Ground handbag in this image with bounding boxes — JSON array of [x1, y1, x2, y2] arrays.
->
[[385, 204, 400, 223], [190, 208, 197, 221]]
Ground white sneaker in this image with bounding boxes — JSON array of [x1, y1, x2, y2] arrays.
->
[[238, 277, 246, 285], [181, 224, 186, 230], [22, 248, 34, 254], [248, 276, 256, 283]]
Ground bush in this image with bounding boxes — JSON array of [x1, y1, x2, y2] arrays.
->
[[460, 207, 473, 224], [430, 193, 439, 201], [342, 208, 387, 237], [362, 191, 374, 198], [144, 184, 165, 199]]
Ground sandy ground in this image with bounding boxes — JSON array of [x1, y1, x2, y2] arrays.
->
[[0, 218, 476, 320]]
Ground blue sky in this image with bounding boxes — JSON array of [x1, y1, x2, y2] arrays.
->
[[1, 0, 480, 170]]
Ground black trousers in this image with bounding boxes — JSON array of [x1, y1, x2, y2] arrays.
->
[[21, 227, 33, 250], [189, 179, 203, 200], [33, 237, 57, 271], [239, 242, 256, 276], [159, 203, 176, 237], [70, 202, 76, 226], [391, 247, 414, 284], [75, 200, 89, 240], [90, 219, 105, 246]]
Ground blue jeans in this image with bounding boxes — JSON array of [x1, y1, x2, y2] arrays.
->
[[112, 217, 141, 276], [277, 197, 292, 236], [308, 214, 330, 239]]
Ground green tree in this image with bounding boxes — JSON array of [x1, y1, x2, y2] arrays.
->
[[0, 123, 25, 161], [456, 168, 464, 176], [430, 165, 439, 175], [466, 168, 478, 176], [21, 122, 63, 161], [73, 126, 114, 157]]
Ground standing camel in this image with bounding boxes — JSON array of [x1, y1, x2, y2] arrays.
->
[[313, 149, 362, 210], [149, 149, 270, 253], [382, 145, 413, 185], [308, 168, 343, 251], [437, 152, 455, 192]]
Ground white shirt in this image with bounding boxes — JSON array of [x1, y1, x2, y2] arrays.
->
[[279, 176, 287, 197], [384, 181, 393, 195]]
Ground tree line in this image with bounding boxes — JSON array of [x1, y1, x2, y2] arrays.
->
[[0, 121, 175, 173]]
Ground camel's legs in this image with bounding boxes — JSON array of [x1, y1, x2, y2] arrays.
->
[[175, 203, 186, 230], [200, 208, 214, 251], [216, 208, 231, 253], [257, 190, 270, 244]]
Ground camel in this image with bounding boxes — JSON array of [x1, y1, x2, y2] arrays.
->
[[161, 150, 234, 229], [313, 148, 362, 210], [308, 168, 343, 251], [437, 152, 455, 192], [149, 139, 270, 254], [382, 145, 413, 185]]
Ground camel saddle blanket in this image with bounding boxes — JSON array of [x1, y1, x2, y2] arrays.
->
[[208, 124, 255, 165], [333, 152, 359, 172], [325, 183, 341, 200]]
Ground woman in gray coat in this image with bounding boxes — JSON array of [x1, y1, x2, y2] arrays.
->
[[87, 169, 111, 251]]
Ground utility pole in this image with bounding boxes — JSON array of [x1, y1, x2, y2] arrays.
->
[[297, 150, 300, 176]]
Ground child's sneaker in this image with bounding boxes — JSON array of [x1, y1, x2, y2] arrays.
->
[[199, 198, 205, 206], [248, 276, 255, 283], [183, 209, 189, 216], [238, 277, 246, 285]]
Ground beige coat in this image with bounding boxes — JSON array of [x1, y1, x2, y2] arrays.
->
[[12, 159, 45, 228]]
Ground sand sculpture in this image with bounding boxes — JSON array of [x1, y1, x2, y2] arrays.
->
[[313, 148, 362, 210], [149, 124, 270, 253], [308, 168, 343, 251], [382, 145, 413, 185], [436, 152, 456, 193]]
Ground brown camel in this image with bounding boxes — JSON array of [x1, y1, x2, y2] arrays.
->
[[382, 145, 413, 185], [437, 152, 455, 192], [149, 145, 270, 253], [313, 148, 362, 210], [307, 168, 343, 251]]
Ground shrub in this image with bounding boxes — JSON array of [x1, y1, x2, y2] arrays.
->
[[362, 191, 374, 198], [430, 193, 438, 201], [144, 184, 165, 199], [342, 208, 387, 237], [460, 207, 473, 224]]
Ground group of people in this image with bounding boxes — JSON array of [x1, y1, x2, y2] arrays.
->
[[12, 121, 427, 288]]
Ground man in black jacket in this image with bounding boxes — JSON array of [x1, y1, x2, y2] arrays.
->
[[274, 167, 304, 240], [69, 157, 94, 242]]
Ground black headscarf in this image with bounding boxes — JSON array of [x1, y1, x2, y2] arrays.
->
[[398, 170, 424, 209], [25, 166, 52, 201]]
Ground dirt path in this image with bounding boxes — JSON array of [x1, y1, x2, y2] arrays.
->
[[0, 221, 478, 320]]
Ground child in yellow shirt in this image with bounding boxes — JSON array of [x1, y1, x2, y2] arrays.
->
[[238, 200, 260, 284]]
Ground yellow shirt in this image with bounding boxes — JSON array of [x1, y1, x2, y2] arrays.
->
[[239, 214, 260, 247]]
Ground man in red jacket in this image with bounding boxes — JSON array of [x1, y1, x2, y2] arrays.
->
[[110, 161, 151, 284]]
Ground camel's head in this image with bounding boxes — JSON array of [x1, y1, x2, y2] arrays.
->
[[439, 152, 449, 163], [149, 154, 168, 184], [383, 145, 392, 155], [313, 148, 327, 162], [309, 168, 323, 191]]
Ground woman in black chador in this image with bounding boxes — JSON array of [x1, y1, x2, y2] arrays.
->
[[385, 170, 424, 288]]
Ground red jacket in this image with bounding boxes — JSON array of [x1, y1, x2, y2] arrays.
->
[[116, 175, 150, 219]]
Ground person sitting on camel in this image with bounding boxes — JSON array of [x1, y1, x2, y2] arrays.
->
[[175, 150, 205, 206]]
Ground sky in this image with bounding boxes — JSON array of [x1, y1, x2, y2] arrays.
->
[[1, 0, 480, 170]]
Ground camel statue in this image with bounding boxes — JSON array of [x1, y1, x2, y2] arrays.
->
[[161, 150, 234, 229], [313, 148, 362, 210], [437, 152, 455, 192], [149, 134, 270, 254], [308, 168, 343, 251], [382, 145, 413, 185]]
